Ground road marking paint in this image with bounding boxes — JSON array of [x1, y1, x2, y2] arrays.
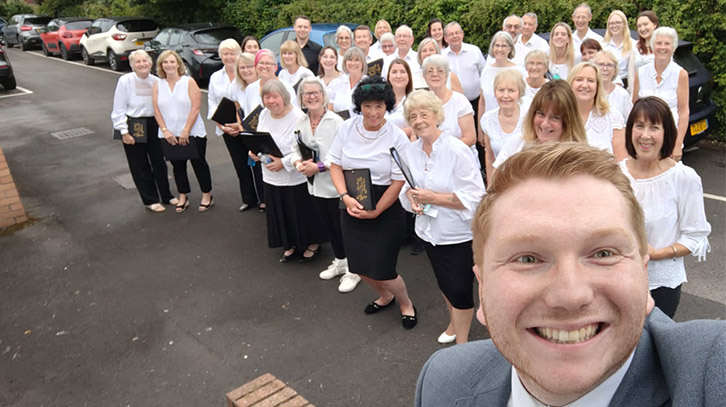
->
[[22, 50, 208, 93], [704, 193, 726, 203], [0, 86, 33, 99]]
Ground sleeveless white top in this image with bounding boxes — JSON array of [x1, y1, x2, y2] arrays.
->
[[637, 60, 681, 126], [156, 76, 206, 138]]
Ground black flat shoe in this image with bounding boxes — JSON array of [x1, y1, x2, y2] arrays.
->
[[364, 297, 395, 315], [258, 204, 266, 213], [299, 246, 321, 263], [402, 306, 417, 330], [280, 248, 297, 263]]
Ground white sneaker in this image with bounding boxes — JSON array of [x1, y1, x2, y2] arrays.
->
[[319, 258, 346, 280], [338, 271, 361, 293]]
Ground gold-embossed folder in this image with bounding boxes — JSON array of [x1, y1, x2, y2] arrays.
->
[[113, 117, 148, 143], [342, 168, 374, 210]]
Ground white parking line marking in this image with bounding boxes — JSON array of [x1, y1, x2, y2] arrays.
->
[[0, 86, 33, 99], [704, 193, 726, 203], [23, 50, 208, 93]]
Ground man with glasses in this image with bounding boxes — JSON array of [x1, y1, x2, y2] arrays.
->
[[513, 13, 549, 67], [572, 3, 604, 63], [502, 15, 523, 40], [382, 25, 419, 78]]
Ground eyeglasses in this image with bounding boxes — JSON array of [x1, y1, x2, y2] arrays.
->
[[504, 24, 521, 30], [257, 62, 276, 67], [302, 90, 322, 97], [425, 68, 446, 75], [596, 62, 616, 70], [608, 21, 624, 26]]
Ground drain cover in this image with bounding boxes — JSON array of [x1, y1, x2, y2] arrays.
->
[[51, 127, 95, 140]]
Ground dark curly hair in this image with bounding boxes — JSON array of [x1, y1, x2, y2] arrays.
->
[[351, 75, 396, 114]]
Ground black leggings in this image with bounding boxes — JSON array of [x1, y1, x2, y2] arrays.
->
[[650, 285, 682, 319]]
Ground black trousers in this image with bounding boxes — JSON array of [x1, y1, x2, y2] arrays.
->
[[469, 95, 486, 169], [651, 285, 682, 319], [313, 196, 346, 259], [170, 137, 212, 194], [222, 133, 264, 206], [122, 118, 174, 205]]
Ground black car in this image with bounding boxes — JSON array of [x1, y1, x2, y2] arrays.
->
[[145, 23, 244, 85], [537, 29, 717, 145], [0, 44, 17, 90], [2, 14, 53, 51]]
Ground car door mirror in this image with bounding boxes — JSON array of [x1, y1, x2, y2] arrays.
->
[[87, 26, 101, 36]]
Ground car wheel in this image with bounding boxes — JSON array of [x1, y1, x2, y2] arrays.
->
[[41, 42, 50, 56], [59, 43, 70, 60], [2, 76, 17, 90], [20, 39, 28, 51], [82, 47, 94, 65], [108, 49, 121, 71]]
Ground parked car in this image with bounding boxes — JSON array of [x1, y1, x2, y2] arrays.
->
[[144, 23, 244, 85], [538, 29, 717, 145], [79, 17, 159, 71], [260, 23, 356, 64], [0, 43, 17, 90], [2, 14, 53, 51], [0, 18, 7, 44], [40, 18, 93, 60]]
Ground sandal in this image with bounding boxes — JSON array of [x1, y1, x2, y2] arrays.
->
[[175, 198, 190, 213], [167, 197, 179, 206], [198, 195, 214, 212], [146, 203, 166, 213], [258, 203, 266, 213]]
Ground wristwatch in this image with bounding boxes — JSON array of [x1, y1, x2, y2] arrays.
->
[[339, 192, 349, 200]]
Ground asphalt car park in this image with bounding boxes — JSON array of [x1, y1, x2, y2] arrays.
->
[[0, 45, 724, 407]]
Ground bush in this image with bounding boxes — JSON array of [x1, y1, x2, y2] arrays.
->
[[1, 0, 36, 19]]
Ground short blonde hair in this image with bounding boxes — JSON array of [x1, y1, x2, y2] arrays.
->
[[472, 142, 647, 266], [261, 79, 291, 106], [567, 62, 610, 115], [594, 50, 620, 78], [341, 47, 367, 75], [218, 38, 242, 56], [156, 50, 185, 78], [129, 49, 151, 66], [493, 69, 526, 101], [488, 31, 516, 59], [280, 40, 308, 69], [234, 53, 257, 88], [404, 89, 445, 126], [525, 49, 549, 68]]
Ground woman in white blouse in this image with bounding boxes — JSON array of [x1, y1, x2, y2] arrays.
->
[[152, 50, 212, 213], [411, 38, 463, 93], [477, 31, 526, 118], [619, 96, 710, 318], [524, 50, 549, 99], [633, 27, 689, 161], [244, 49, 296, 113], [317, 46, 341, 87], [334, 25, 353, 71], [278, 40, 314, 88], [251, 79, 325, 262], [423, 55, 476, 148], [386, 58, 414, 137], [602, 10, 636, 91], [328, 76, 417, 330], [400, 90, 485, 343], [568, 62, 626, 159], [290, 78, 359, 292], [634, 11, 659, 69], [480, 69, 527, 185], [548, 22, 575, 81], [595, 50, 633, 121], [111, 50, 176, 212], [328, 47, 367, 115]]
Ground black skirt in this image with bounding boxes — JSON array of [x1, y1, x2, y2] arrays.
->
[[264, 182, 327, 249], [423, 240, 475, 309], [341, 184, 405, 281]]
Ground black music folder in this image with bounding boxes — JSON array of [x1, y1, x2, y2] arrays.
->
[[113, 117, 148, 143], [367, 58, 384, 77], [242, 105, 264, 132], [211, 97, 238, 125], [161, 137, 199, 161], [342, 168, 374, 210], [240, 132, 283, 157]]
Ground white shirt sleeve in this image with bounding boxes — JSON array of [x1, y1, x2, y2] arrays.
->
[[676, 166, 712, 260], [111, 75, 130, 134]]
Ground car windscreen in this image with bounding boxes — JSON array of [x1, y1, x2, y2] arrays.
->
[[26, 17, 52, 25], [117, 19, 158, 33], [66, 21, 92, 30], [193, 28, 243, 45]]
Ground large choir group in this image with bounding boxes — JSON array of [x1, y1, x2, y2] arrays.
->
[[111, 4, 710, 343]]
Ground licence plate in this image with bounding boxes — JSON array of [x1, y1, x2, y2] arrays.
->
[[36, 28, 42, 33], [134, 40, 144, 46], [690, 119, 708, 136]]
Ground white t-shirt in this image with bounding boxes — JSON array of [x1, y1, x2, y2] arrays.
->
[[328, 74, 364, 117], [480, 107, 526, 159], [399, 135, 486, 245], [549, 62, 570, 81], [608, 85, 633, 121], [524, 79, 548, 99], [326, 116, 409, 185], [584, 109, 624, 153], [256, 107, 307, 186], [243, 79, 298, 111], [385, 96, 409, 131], [513, 34, 549, 67], [619, 160, 711, 290], [278, 66, 314, 88], [439, 91, 474, 141]]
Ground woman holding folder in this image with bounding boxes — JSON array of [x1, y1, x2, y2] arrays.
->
[[328, 76, 417, 330], [111, 50, 176, 212], [399, 90, 485, 343], [252, 79, 325, 262], [152, 50, 213, 213]]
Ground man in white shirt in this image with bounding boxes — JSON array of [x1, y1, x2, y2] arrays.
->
[[513, 13, 549, 67], [382, 25, 419, 78], [414, 142, 726, 407], [442, 22, 486, 105], [353, 25, 380, 63], [502, 15, 523, 40], [572, 3, 604, 63]]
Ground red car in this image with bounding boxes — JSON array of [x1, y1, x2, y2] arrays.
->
[[40, 17, 92, 60]]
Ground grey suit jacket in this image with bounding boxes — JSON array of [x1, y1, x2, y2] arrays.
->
[[415, 308, 726, 407]]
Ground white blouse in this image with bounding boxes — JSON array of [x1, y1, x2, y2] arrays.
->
[[385, 96, 409, 131], [111, 72, 159, 134], [207, 68, 235, 136], [226, 81, 253, 116], [399, 135, 486, 245], [637, 60, 682, 126], [549, 62, 570, 81], [480, 107, 526, 159], [619, 160, 711, 290], [278, 66, 314, 88], [328, 74, 364, 117], [289, 110, 344, 199], [584, 109, 624, 154], [603, 38, 637, 82], [608, 85, 633, 121], [155, 76, 206, 138], [243, 79, 298, 112], [256, 107, 307, 186], [479, 65, 527, 113], [524, 79, 548, 99], [327, 116, 409, 185], [412, 70, 453, 90], [439, 91, 474, 141], [492, 134, 527, 169]]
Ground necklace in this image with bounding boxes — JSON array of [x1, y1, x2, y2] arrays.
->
[[309, 113, 322, 132], [355, 121, 388, 143]]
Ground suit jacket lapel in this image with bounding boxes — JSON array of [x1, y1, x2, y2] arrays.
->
[[454, 352, 512, 407]]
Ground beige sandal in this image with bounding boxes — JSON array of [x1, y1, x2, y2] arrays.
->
[[146, 203, 166, 213]]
